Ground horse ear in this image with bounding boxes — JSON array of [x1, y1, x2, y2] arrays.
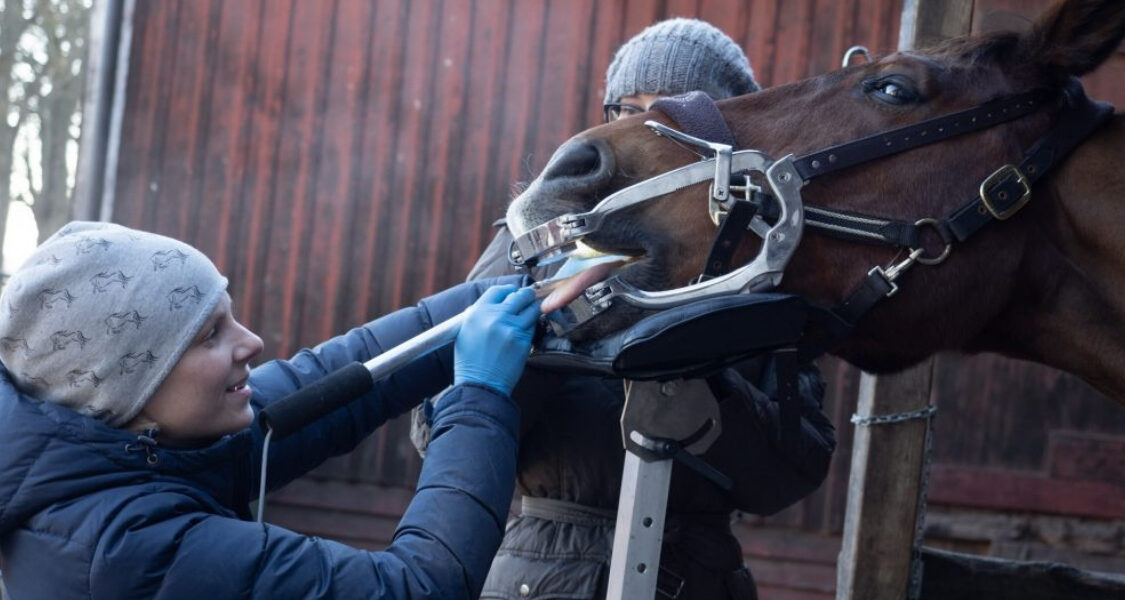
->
[[1022, 0, 1125, 78]]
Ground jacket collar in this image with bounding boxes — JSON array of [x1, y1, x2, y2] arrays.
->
[[0, 364, 256, 534]]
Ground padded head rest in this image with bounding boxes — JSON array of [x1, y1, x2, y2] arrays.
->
[[530, 293, 807, 380]]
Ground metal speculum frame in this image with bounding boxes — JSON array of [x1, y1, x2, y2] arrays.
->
[[510, 120, 807, 333]]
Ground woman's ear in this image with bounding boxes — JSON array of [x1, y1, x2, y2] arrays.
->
[[1021, 0, 1125, 79]]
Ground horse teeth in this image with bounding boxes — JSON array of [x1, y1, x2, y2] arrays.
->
[[573, 240, 606, 259]]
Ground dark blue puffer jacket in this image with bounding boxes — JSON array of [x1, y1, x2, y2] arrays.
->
[[0, 276, 526, 600]]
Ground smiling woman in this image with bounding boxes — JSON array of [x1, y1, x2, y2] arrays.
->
[[0, 220, 544, 599]]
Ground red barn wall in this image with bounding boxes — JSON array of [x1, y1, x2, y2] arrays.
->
[[111, 1, 1125, 597]]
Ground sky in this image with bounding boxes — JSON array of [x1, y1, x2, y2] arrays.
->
[[2, 202, 37, 274]]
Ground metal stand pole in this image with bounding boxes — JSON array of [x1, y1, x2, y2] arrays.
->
[[605, 378, 727, 600], [606, 436, 674, 600]]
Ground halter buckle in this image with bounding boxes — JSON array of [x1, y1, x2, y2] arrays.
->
[[979, 164, 1031, 220]]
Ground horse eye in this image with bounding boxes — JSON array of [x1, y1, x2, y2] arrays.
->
[[864, 77, 920, 105]]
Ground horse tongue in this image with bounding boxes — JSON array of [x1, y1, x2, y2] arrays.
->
[[540, 256, 626, 313]]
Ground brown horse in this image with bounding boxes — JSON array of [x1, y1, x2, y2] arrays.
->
[[506, 0, 1125, 403]]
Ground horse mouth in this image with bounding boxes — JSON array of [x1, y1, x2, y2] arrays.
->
[[532, 232, 683, 345], [538, 242, 645, 313]]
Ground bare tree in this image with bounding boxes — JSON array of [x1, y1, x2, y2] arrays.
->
[[22, 0, 90, 243], [1, 0, 91, 260], [0, 0, 34, 258]]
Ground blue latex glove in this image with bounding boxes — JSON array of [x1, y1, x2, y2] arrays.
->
[[454, 285, 540, 396]]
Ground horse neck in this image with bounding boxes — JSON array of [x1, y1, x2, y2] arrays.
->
[[986, 114, 1125, 402]]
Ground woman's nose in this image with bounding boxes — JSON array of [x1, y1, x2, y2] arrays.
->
[[234, 323, 264, 362]]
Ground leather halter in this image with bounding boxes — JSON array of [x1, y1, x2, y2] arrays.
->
[[793, 78, 1113, 339], [643, 79, 1112, 343]]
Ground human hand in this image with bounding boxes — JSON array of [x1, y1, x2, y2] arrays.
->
[[454, 285, 540, 396]]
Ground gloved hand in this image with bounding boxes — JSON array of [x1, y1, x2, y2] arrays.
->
[[454, 285, 541, 396]]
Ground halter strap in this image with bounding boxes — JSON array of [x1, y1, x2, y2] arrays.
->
[[944, 80, 1114, 241], [793, 88, 1052, 181], [796, 79, 1112, 252], [825, 78, 1114, 334]]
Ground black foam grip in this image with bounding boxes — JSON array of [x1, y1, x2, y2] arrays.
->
[[258, 362, 375, 440]]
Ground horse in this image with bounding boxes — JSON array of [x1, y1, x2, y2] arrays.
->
[[505, 0, 1125, 404]]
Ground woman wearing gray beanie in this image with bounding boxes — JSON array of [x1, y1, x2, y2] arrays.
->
[[461, 18, 834, 600], [0, 221, 541, 599], [602, 18, 760, 121]]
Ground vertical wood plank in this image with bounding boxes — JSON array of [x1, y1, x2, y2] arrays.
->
[[453, 0, 513, 271], [807, 0, 843, 76], [265, 0, 335, 357], [116, 0, 178, 230], [380, 0, 440, 310], [746, 0, 782, 87], [423, 0, 476, 288], [484, 0, 545, 224], [194, 0, 254, 272], [158, 0, 210, 242], [298, 0, 372, 343], [236, 0, 291, 355], [346, 0, 408, 327], [836, 3, 973, 599], [836, 362, 935, 599]]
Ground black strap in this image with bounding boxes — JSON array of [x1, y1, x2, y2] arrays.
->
[[793, 88, 1052, 181], [699, 200, 754, 279], [834, 268, 897, 326], [793, 80, 1111, 252], [944, 79, 1114, 242], [772, 348, 801, 457], [803, 204, 922, 248]]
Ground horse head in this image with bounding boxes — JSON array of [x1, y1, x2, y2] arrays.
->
[[507, 0, 1125, 400]]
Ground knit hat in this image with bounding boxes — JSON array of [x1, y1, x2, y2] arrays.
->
[[604, 18, 759, 105], [0, 221, 228, 427]]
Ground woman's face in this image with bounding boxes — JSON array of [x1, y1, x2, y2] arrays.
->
[[139, 294, 264, 446]]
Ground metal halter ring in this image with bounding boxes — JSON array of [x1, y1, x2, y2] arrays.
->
[[841, 45, 871, 68], [912, 218, 952, 265]]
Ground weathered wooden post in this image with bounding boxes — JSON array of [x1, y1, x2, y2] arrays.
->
[[835, 2, 974, 599]]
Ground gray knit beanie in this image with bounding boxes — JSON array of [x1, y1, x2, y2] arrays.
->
[[0, 221, 228, 427], [604, 18, 759, 105]]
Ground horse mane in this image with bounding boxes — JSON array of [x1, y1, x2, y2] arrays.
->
[[920, 32, 1024, 68]]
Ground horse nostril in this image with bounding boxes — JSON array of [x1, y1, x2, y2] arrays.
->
[[542, 141, 602, 180]]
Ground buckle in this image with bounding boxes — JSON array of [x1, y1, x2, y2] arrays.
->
[[979, 165, 1031, 220]]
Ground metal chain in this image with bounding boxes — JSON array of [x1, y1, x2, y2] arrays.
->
[[850, 404, 937, 426]]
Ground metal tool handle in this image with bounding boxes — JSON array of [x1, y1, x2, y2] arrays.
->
[[258, 311, 466, 440], [361, 310, 466, 380], [257, 280, 567, 440]]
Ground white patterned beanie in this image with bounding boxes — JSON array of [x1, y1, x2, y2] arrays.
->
[[604, 18, 759, 104], [0, 221, 228, 427]]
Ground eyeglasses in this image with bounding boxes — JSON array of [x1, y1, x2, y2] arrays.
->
[[603, 102, 646, 123]]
